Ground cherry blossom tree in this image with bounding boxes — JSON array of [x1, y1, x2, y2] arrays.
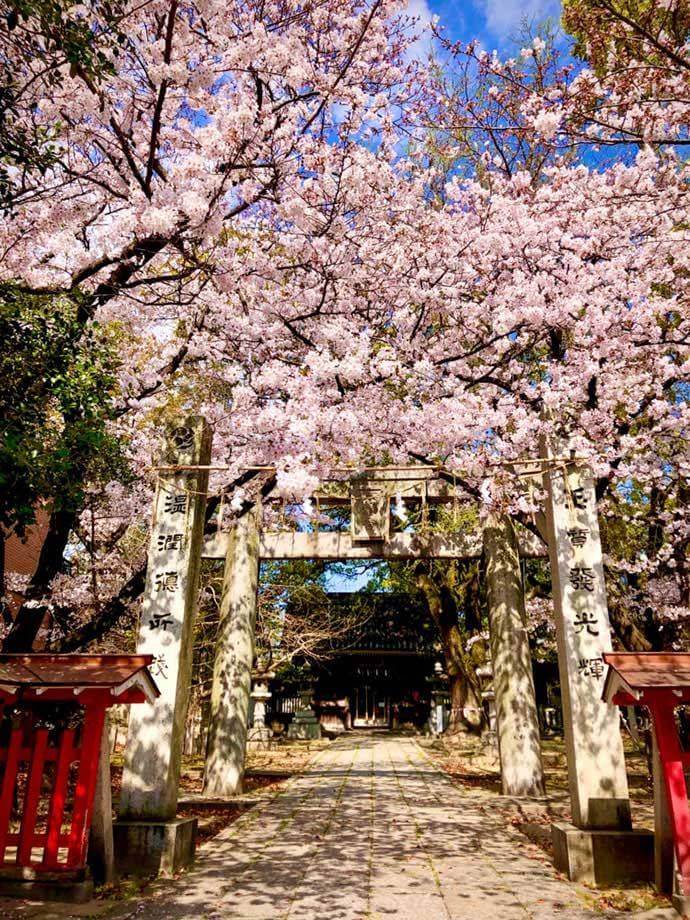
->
[[407, 13, 690, 645], [40, 143, 688, 653], [563, 0, 690, 148], [0, 0, 427, 647], [2, 0, 688, 656], [1, 0, 132, 208]]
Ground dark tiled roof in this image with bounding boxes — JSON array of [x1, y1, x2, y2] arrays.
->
[[325, 593, 438, 654]]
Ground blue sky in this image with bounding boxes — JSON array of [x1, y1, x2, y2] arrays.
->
[[414, 0, 562, 49]]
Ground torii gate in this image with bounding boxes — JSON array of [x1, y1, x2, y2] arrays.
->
[[114, 416, 652, 884], [199, 467, 548, 801]]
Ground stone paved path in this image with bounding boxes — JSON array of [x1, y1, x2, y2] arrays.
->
[[111, 731, 631, 920]]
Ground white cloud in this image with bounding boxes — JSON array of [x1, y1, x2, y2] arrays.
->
[[476, 0, 561, 40]]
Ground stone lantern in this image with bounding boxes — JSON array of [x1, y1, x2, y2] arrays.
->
[[246, 672, 275, 750], [426, 661, 448, 735], [476, 661, 497, 747]]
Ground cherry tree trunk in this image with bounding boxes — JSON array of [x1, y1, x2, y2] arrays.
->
[[417, 571, 484, 734], [447, 669, 484, 734]]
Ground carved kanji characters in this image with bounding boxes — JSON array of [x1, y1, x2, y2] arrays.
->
[[154, 571, 179, 593], [573, 611, 599, 636], [164, 493, 187, 515], [157, 533, 184, 552], [569, 565, 595, 592], [567, 528, 589, 547], [570, 486, 587, 510], [578, 656, 605, 678], [149, 613, 174, 631]]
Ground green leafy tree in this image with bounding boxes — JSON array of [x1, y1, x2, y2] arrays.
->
[[0, 284, 127, 645], [563, 0, 690, 75], [0, 0, 134, 647]]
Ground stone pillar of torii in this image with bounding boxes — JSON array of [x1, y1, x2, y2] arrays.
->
[[203, 502, 261, 797], [483, 513, 544, 798], [114, 418, 652, 883], [541, 447, 652, 883]]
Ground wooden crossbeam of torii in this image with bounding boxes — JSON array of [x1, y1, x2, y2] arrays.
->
[[201, 527, 547, 561]]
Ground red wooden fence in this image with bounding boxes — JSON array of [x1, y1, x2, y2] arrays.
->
[[0, 706, 106, 872], [0, 654, 158, 881]]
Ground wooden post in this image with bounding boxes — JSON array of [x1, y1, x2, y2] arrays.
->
[[18, 729, 49, 864], [119, 417, 212, 820], [0, 726, 22, 863], [484, 513, 545, 797], [652, 730, 674, 895], [44, 729, 75, 868], [203, 503, 261, 796], [68, 705, 107, 867], [89, 717, 115, 885], [650, 704, 690, 897]]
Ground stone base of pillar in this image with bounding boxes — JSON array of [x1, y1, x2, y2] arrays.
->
[[670, 870, 690, 917], [247, 726, 274, 750], [672, 892, 690, 917], [672, 894, 690, 917], [0, 867, 93, 903], [113, 817, 197, 876], [552, 821, 654, 886], [287, 709, 321, 740]]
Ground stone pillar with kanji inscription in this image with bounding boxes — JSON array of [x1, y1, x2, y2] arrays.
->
[[115, 416, 211, 876], [542, 447, 653, 884], [203, 502, 261, 796]]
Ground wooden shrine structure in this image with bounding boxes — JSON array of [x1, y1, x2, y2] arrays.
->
[[0, 654, 158, 900], [604, 653, 690, 909]]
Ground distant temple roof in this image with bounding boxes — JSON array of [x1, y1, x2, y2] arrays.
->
[[324, 592, 438, 656]]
